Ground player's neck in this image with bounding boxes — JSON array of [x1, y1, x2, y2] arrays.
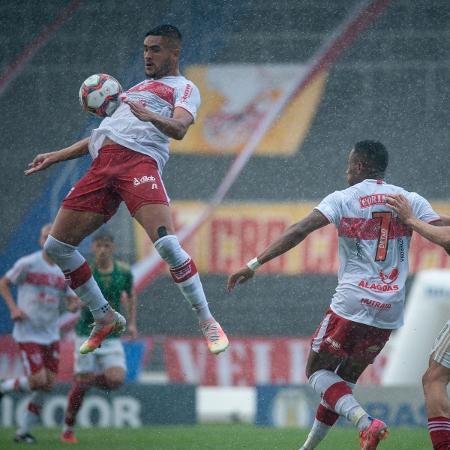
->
[[95, 259, 114, 273]]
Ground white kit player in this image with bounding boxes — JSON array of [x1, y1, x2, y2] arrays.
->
[[25, 24, 228, 356], [228, 141, 442, 450], [0, 223, 78, 444]]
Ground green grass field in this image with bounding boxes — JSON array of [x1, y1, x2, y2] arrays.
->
[[0, 425, 431, 449]]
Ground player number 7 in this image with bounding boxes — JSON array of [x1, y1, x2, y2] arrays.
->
[[372, 211, 392, 262]]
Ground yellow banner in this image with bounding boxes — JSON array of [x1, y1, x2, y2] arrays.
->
[[171, 65, 327, 156], [134, 201, 450, 275]]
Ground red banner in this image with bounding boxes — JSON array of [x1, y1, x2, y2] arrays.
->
[[164, 337, 387, 386]]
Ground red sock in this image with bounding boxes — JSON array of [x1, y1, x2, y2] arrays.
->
[[428, 416, 450, 450], [316, 402, 339, 426], [322, 381, 352, 409], [64, 382, 89, 427]]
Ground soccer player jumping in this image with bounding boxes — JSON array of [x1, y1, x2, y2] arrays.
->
[[228, 141, 442, 450], [25, 25, 229, 356]]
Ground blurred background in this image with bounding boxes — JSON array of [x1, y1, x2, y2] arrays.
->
[[0, 0, 449, 441]]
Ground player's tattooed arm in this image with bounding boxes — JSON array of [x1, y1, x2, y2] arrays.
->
[[227, 210, 329, 290], [25, 137, 90, 175], [125, 100, 193, 140]]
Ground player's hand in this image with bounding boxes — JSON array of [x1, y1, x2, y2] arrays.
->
[[25, 152, 59, 175], [11, 307, 27, 321], [227, 267, 255, 291], [125, 100, 156, 122], [127, 323, 138, 340], [385, 194, 414, 224]]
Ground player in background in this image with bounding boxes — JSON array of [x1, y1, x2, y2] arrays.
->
[[0, 224, 78, 444], [24, 24, 228, 356], [228, 141, 442, 450], [386, 194, 450, 450], [61, 231, 137, 444]]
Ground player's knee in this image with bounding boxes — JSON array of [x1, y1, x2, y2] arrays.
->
[[154, 235, 190, 267], [105, 373, 125, 389], [29, 372, 47, 390], [44, 234, 74, 262]]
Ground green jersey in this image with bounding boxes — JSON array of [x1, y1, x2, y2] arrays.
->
[[76, 260, 133, 338]]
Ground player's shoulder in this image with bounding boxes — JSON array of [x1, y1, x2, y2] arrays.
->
[[115, 259, 132, 274], [17, 251, 42, 266]]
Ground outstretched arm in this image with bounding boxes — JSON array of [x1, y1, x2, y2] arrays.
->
[[25, 137, 90, 175], [227, 209, 330, 291], [386, 194, 450, 254], [125, 101, 193, 140]]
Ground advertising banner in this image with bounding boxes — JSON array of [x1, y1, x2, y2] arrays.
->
[[164, 337, 386, 386], [170, 65, 327, 156], [135, 201, 450, 275], [256, 385, 427, 428], [0, 384, 196, 427]]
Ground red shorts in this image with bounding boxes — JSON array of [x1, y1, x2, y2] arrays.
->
[[62, 144, 169, 220], [18, 341, 60, 375], [311, 308, 392, 364]]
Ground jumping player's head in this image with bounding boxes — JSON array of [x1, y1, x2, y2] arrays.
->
[[91, 231, 115, 264], [39, 223, 52, 248], [346, 140, 388, 186], [144, 24, 182, 79]]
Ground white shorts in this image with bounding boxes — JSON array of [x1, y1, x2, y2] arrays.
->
[[431, 320, 450, 369], [74, 336, 126, 374]]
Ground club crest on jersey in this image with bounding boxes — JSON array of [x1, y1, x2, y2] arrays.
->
[[379, 268, 399, 284]]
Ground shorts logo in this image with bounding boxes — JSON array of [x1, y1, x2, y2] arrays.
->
[[31, 353, 42, 365], [133, 175, 157, 188], [325, 337, 341, 350]]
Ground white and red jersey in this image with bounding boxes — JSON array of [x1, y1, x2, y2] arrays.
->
[[315, 179, 440, 329], [89, 75, 201, 171], [5, 251, 74, 344]]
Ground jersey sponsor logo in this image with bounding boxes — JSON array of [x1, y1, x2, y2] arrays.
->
[[181, 83, 192, 102], [360, 298, 392, 310], [379, 268, 399, 284], [358, 280, 399, 292], [359, 194, 386, 209], [133, 175, 156, 187], [25, 272, 67, 290], [127, 81, 175, 105]]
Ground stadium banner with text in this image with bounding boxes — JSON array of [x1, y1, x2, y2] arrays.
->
[[134, 201, 450, 275], [170, 65, 327, 156], [255, 385, 427, 427], [164, 337, 386, 387], [0, 384, 196, 427]]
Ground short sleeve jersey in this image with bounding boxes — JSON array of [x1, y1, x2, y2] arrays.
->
[[89, 75, 201, 171], [315, 179, 440, 329], [76, 260, 133, 338], [5, 251, 72, 344]]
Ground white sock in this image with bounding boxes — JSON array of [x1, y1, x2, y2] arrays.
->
[[44, 235, 110, 319], [309, 370, 369, 430], [74, 278, 111, 321], [155, 235, 213, 322], [0, 376, 30, 393], [301, 418, 333, 449], [18, 391, 44, 434]]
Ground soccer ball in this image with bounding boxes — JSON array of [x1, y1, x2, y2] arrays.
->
[[79, 73, 123, 117]]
